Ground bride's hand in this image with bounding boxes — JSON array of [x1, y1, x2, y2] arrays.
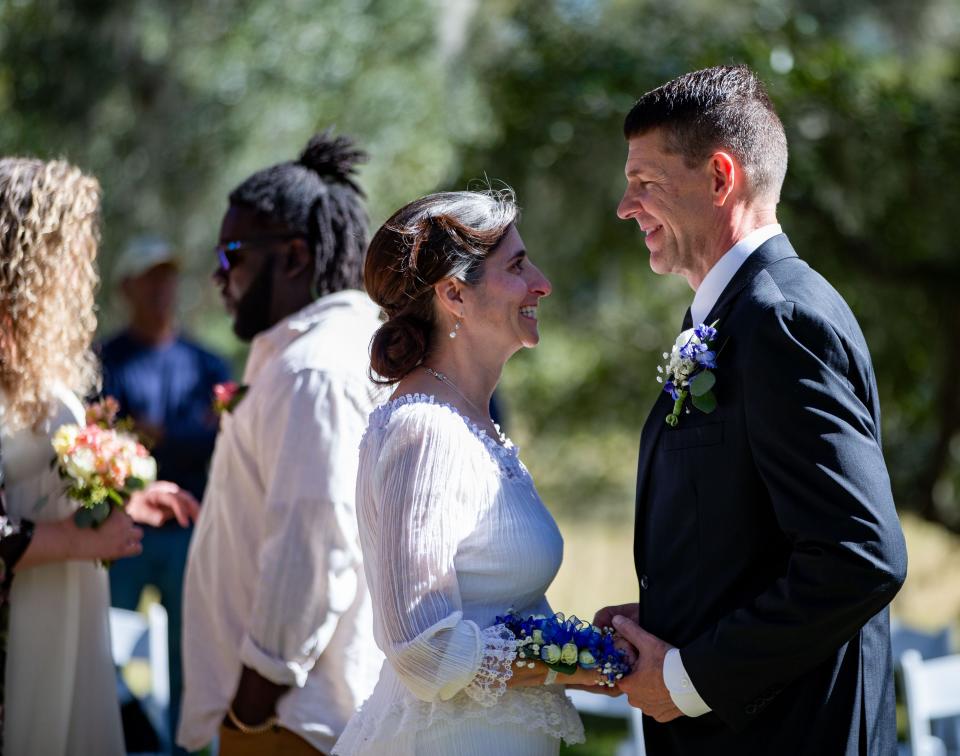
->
[[507, 660, 612, 689], [561, 665, 612, 688]]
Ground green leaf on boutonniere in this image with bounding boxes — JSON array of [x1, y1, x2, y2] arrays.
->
[[554, 662, 578, 676], [689, 370, 715, 396], [74, 507, 95, 528], [691, 390, 717, 413]]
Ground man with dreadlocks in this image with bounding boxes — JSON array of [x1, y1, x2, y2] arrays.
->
[[177, 132, 385, 756]]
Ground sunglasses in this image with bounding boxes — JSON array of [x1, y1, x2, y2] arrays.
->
[[214, 234, 303, 272]]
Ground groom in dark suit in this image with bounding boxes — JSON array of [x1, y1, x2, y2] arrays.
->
[[594, 65, 908, 755]]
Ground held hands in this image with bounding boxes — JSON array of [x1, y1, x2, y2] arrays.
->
[[610, 614, 683, 723], [125, 481, 201, 527]]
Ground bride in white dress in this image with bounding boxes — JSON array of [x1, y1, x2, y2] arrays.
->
[[334, 190, 596, 756]]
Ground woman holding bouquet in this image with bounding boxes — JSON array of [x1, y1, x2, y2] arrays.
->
[[0, 157, 186, 755], [334, 190, 593, 756]]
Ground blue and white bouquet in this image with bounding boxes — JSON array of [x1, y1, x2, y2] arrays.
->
[[494, 610, 632, 688], [656, 321, 720, 426]]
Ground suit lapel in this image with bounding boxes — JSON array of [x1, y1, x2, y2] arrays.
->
[[703, 233, 798, 326], [634, 235, 799, 539]]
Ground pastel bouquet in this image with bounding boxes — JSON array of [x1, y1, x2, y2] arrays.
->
[[495, 610, 632, 688], [656, 321, 720, 426], [51, 398, 157, 530]]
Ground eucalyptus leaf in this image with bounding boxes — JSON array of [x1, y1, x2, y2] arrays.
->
[[691, 390, 717, 414], [554, 662, 578, 676], [74, 508, 95, 528], [689, 370, 716, 397], [125, 476, 146, 491], [91, 501, 111, 525]]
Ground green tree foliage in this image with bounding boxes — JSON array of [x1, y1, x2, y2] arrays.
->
[[456, 0, 960, 530], [2, 0, 958, 530]]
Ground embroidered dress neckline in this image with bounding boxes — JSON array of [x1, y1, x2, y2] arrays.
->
[[370, 393, 526, 479]]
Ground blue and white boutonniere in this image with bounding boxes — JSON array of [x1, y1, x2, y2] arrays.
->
[[656, 321, 720, 426]]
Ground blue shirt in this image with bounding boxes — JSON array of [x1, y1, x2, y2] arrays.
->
[[98, 331, 231, 503]]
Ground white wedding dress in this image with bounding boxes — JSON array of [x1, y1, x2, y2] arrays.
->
[[0, 383, 124, 756], [333, 395, 584, 756]]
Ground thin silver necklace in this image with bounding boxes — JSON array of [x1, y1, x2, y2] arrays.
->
[[421, 366, 496, 431]]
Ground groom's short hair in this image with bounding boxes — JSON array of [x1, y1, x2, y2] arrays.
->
[[624, 65, 788, 203]]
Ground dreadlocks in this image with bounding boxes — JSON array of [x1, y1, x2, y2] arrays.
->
[[228, 130, 369, 297]]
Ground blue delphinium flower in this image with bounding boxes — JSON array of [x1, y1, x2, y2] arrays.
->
[[694, 324, 717, 341], [494, 610, 630, 687], [695, 350, 717, 369]]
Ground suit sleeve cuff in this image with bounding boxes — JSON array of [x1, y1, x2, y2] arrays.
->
[[239, 634, 308, 688], [663, 647, 712, 717]]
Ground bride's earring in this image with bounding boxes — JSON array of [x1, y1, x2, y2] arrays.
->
[[449, 316, 463, 339]]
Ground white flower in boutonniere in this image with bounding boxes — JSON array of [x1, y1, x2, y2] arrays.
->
[[656, 321, 720, 427]]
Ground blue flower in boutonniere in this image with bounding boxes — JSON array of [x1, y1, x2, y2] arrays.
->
[[212, 381, 249, 415], [656, 321, 719, 427]]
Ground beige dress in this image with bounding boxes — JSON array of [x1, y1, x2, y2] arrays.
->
[[0, 384, 124, 756]]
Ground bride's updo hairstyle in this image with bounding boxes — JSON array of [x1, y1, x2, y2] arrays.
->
[[366, 189, 517, 384]]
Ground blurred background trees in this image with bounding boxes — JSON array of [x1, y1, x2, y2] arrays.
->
[[1, 0, 958, 530]]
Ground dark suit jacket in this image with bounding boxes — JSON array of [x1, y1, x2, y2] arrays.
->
[[634, 234, 907, 756]]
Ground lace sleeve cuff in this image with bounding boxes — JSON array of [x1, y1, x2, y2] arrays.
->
[[463, 623, 518, 707]]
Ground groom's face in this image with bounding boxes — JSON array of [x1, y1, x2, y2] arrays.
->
[[617, 128, 713, 284]]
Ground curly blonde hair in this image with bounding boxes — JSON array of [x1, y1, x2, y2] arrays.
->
[[0, 157, 101, 431]]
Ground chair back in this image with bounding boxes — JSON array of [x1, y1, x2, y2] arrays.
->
[[109, 605, 170, 754], [901, 649, 960, 756]]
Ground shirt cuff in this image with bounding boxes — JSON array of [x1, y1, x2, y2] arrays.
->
[[239, 634, 309, 688], [663, 647, 711, 717]]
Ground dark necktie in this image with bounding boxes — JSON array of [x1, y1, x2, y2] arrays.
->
[[681, 307, 693, 330]]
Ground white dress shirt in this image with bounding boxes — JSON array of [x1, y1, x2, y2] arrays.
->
[[177, 290, 387, 753], [664, 223, 782, 718], [690, 224, 782, 326]]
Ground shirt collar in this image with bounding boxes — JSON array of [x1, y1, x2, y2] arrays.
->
[[244, 289, 375, 382], [690, 224, 782, 326]]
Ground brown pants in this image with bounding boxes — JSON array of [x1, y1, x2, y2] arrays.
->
[[218, 724, 326, 756]]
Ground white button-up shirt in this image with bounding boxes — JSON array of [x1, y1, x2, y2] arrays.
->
[[664, 223, 782, 718], [690, 224, 782, 326], [178, 290, 387, 753]]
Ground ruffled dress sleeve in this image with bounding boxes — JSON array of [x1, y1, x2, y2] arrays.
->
[[365, 404, 518, 705]]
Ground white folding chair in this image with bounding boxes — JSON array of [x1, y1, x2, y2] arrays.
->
[[109, 605, 171, 755], [901, 649, 960, 756], [567, 688, 646, 756]]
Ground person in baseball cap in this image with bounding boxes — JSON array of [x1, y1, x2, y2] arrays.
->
[[100, 233, 231, 754]]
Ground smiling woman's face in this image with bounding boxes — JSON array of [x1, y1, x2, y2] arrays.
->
[[461, 225, 552, 355]]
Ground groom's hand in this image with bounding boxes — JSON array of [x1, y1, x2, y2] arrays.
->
[[593, 601, 640, 632], [612, 615, 683, 723]]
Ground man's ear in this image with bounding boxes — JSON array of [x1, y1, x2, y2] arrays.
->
[[709, 151, 737, 207], [433, 277, 464, 319], [282, 238, 313, 279]]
